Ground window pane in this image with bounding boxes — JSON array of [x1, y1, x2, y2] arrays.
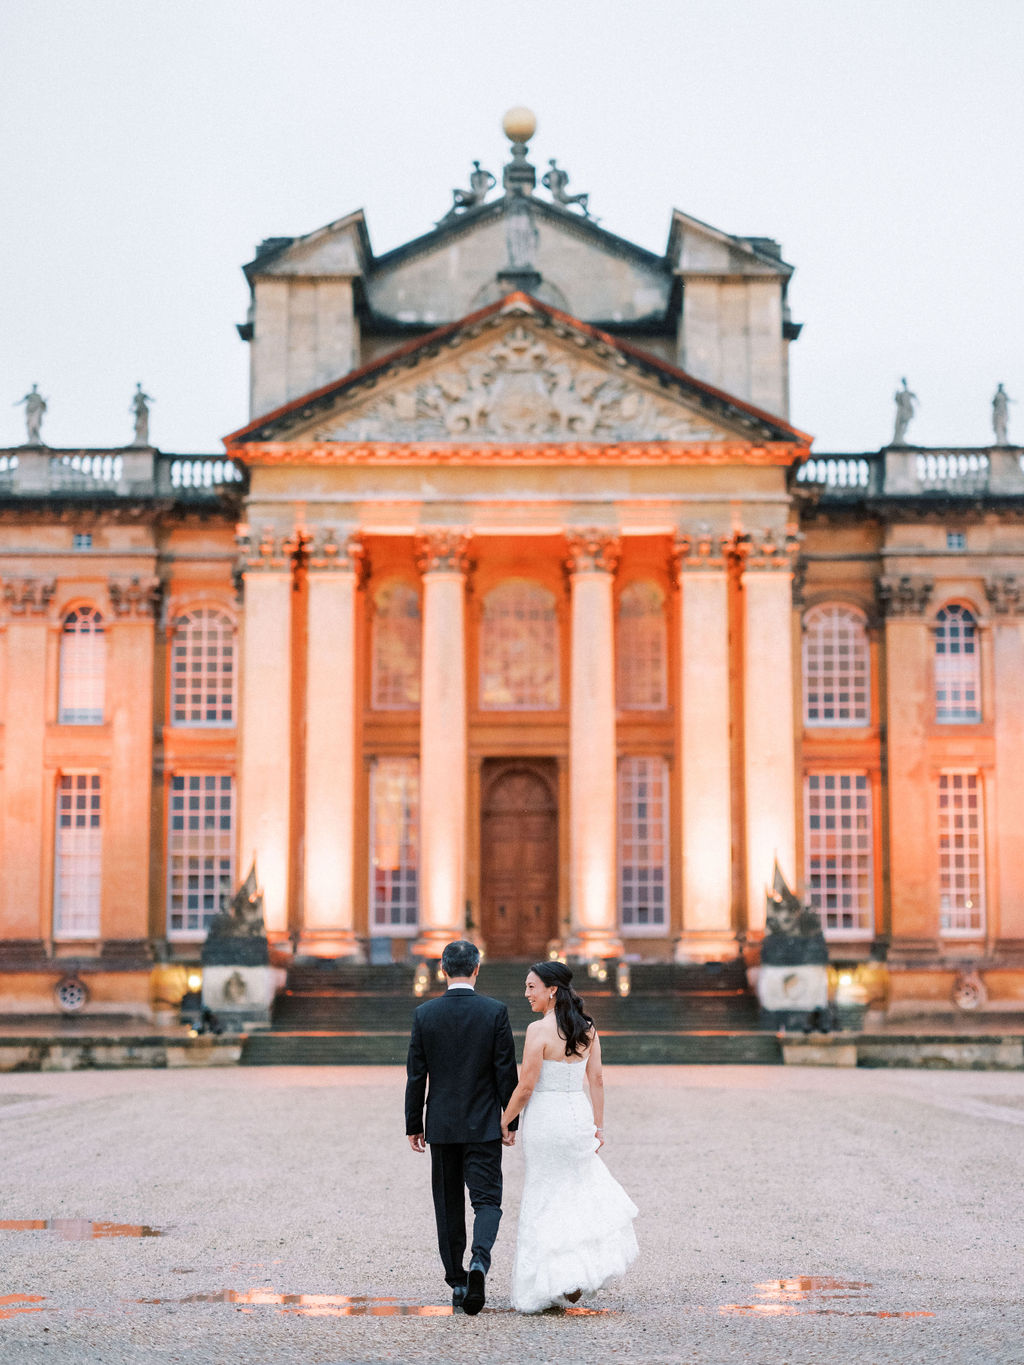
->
[[167, 774, 235, 936], [372, 582, 421, 709], [804, 772, 873, 935], [618, 756, 669, 932], [54, 774, 102, 936], [170, 608, 236, 727], [480, 581, 559, 710], [938, 773, 985, 934], [934, 605, 980, 723], [802, 605, 870, 726], [59, 608, 105, 724], [370, 758, 419, 933], [618, 582, 668, 710]]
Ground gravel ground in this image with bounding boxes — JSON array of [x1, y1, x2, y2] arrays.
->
[[0, 1064, 1022, 1364]]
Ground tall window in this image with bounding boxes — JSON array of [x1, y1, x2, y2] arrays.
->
[[372, 582, 421, 709], [939, 773, 985, 934], [803, 604, 870, 726], [167, 775, 235, 938], [53, 774, 101, 938], [804, 773, 873, 935], [935, 604, 980, 722], [617, 582, 668, 710], [618, 756, 669, 933], [59, 607, 105, 724], [480, 581, 559, 710], [170, 607, 236, 726], [370, 758, 419, 934]]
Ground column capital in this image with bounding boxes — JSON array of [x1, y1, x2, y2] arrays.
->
[[985, 574, 1024, 616], [235, 522, 300, 573], [735, 526, 801, 574], [564, 528, 620, 575], [671, 529, 737, 576], [2, 576, 55, 618], [108, 574, 162, 619], [876, 574, 934, 618], [306, 526, 366, 578], [415, 528, 472, 575]]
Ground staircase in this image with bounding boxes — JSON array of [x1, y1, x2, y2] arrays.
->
[[240, 959, 780, 1065]]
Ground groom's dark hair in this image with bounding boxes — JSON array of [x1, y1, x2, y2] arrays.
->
[[440, 939, 480, 978]]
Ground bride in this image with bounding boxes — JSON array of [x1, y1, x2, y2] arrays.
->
[[500, 961, 639, 1313]]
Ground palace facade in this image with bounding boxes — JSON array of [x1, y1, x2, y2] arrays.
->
[[3, 114, 1023, 1019]]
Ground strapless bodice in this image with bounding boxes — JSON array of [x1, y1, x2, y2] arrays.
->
[[532, 1058, 587, 1094]]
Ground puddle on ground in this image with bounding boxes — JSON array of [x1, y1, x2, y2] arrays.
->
[[720, 1277, 934, 1319], [0, 1294, 46, 1320], [0, 1219, 162, 1240], [130, 1289, 615, 1318]]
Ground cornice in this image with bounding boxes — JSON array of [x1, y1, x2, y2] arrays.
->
[[232, 440, 803, 468]]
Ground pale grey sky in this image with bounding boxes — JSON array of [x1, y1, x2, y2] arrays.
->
[[3, 0, 1021, 453]]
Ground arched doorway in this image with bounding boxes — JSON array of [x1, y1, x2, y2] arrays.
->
[[480, 760, 559, 959]]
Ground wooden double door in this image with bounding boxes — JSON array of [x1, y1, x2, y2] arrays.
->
[[480, 759, 559, 959]]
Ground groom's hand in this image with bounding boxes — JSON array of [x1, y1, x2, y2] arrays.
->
[[501, 1124, 515, 1147], [408, 1133, 426, 1153]]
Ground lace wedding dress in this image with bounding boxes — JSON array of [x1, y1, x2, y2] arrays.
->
[[510, 1058, 639, 1313]]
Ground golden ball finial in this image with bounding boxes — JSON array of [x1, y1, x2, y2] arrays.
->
[[502, 106, 537, 144]]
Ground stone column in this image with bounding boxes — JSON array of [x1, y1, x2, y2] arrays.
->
[[985, 576, 1024, 950], [0, 579, 54, 943], [413, 530, 471, 958], [105, 576, 160, 945], [236, 525, 297, 941], [674, 533, 736, 960], [299, 530, 364, 959], [740, 530, 799, 932], [565, 529, 622, 960], [878, 574, 937, 955]]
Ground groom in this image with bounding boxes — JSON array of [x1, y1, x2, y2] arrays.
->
[[405, 939, 519, 1315]]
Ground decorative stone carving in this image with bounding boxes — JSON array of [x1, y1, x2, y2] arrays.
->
[[439, 160, 495, 222], [311, 325, 719, 445], [235, 523, 299, 572], [876, 574, 934, 617], [755, 863, 830, 1030], [985, 575, 1024, 615], [415, 529, 472, 575], [890, 377, 918, 447], [992, 384, 1011, 447], [306, 527, 365, 575], [564, 529, 621, 575], [16, 384, 47, 445], [2, 577, 55, 615], [672, 528, 736, 574], [736, 526, 801, 572], [108, 575, 161, 618], [130, 383, 153, 447], [542, 159, 591, 217]]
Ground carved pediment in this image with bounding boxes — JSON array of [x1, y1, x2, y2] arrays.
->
[[301, 323, 728, 445]]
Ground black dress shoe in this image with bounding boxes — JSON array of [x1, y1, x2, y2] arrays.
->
[[451, 1284, 467, 1311], [463, 1259, 486, 1315]]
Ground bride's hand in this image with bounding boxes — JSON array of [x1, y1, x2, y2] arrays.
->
[[501, 1123, 516, 1147], [595, 1127, 604, 1151]]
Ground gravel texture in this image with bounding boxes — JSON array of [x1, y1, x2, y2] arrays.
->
[[1, 1064, 1022, 1364]]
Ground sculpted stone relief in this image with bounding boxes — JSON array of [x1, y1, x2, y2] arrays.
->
[[310, 326, 719, 445]]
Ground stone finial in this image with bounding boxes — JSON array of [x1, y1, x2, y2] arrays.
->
[[502, 106, 537, 197], [876, 574, 934, 617], [2, 576, 55, 616], [108, 575, 162, 618], [15, 384, 47, 446], [306, 527, 365, 576], [414, 529, 473, 575], [564, 529, 621, 575]]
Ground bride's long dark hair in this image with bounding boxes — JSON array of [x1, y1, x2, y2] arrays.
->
[[529, 961, 594, 1058]]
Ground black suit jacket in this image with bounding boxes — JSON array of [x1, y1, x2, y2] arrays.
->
[[405, 989, 519, 1144]]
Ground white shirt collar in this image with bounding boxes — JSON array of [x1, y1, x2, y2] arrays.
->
[[446, 984, 475, 991]]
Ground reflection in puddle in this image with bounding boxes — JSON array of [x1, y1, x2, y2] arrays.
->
[[0, 1219, 163, 1240], [131, 1289, 616, 1318], [720, 1277, 934, 1320], [0, 1294, 46, 1320]]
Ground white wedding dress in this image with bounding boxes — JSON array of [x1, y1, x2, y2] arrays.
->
[[510, 1058, 639, 1313]]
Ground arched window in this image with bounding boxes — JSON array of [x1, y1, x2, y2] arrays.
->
[[59, 607, 105, 724], [803, 604, 871, 726], [170, 607, 236, 726], [480, 580, 559, 710], [935, 604, 980, 723], [372, 582, 421, 709], [617, 582, 667, 710]]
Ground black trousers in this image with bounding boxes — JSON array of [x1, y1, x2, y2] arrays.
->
[[429, 1140, 503, 1287]]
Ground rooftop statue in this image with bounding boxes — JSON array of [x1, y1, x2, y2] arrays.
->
[[542, 159, 591, 218], [504, 197, 539, 271], [890, 376, 917, 446], [130, 382, 153, 447], [992, 383, 1012, 446], [440, 160, 496, 222], [15, 383, 47, 445]]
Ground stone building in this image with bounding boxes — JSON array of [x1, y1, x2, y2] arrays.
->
[[2, 112, 1022, 1019]]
